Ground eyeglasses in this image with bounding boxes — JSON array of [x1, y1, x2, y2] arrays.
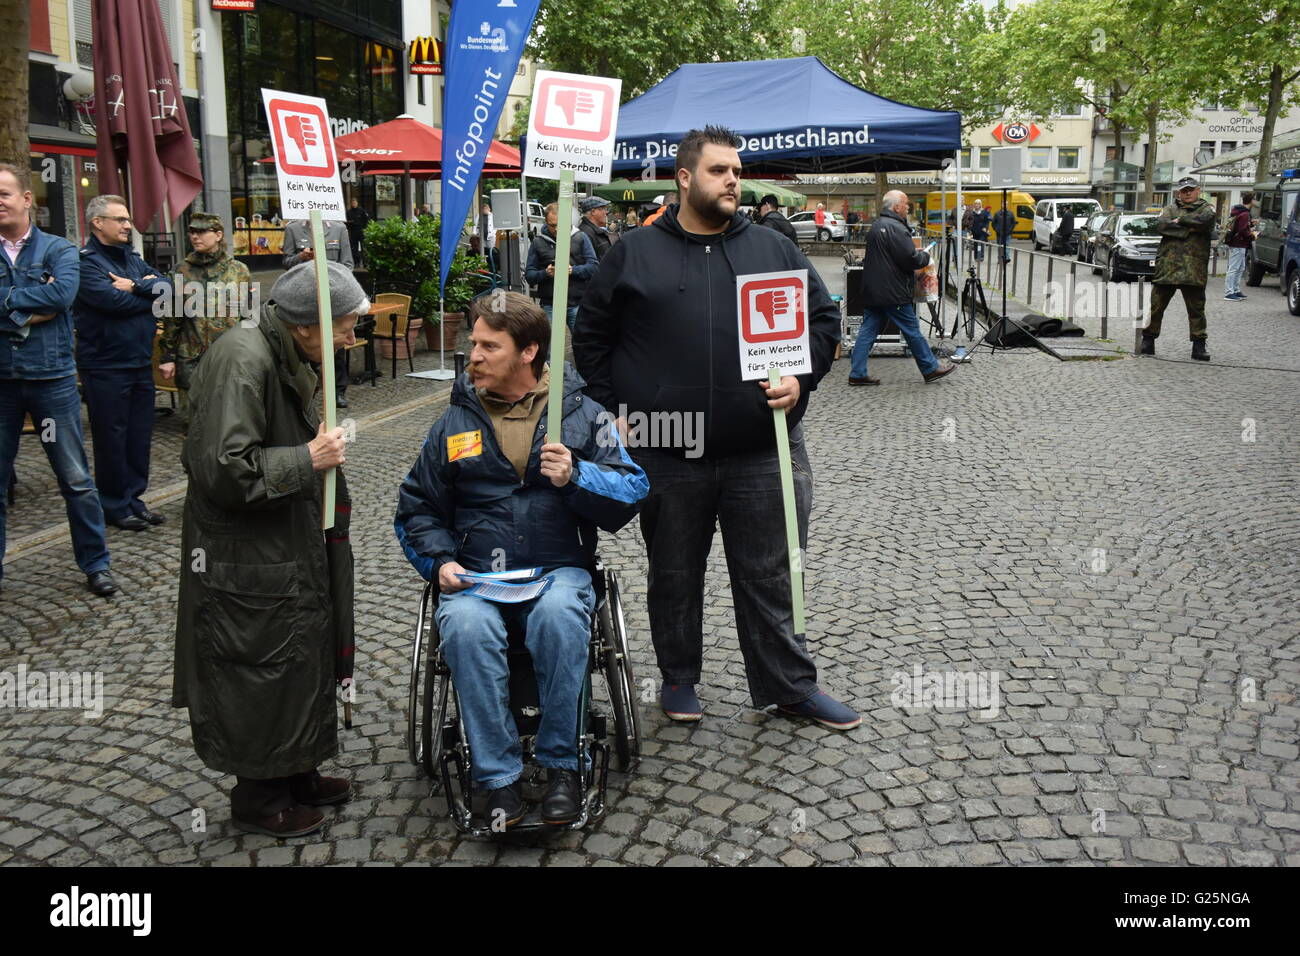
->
[[96, 215, 132, 224], [187, 227, 216, 234]]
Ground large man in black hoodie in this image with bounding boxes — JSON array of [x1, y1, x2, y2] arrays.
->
[[575, 125, 859, 731]]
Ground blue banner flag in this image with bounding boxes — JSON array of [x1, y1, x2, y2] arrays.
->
[[439, 0, 540, 297]]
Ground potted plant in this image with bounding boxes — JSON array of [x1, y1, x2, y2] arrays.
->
[[361, 213, 485, 354]]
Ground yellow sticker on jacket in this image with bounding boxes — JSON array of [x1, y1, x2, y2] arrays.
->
[[447, 430, 482, 462]]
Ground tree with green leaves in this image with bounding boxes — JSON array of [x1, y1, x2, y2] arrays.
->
[[1202, 1, 1300, 180], [527, 0, 777, 101], [999, 0, 1230, 206], [777, 0, 1011, 133], [775, 0, 1010, 201]]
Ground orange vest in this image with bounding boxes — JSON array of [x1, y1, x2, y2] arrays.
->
[[642, 205, 669, 228]]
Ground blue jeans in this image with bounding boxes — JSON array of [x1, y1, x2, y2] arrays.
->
[[0, 375, 110, 581], [79, 366, 154, 521], [436, 566, 595, 790], [850, 303, 940, 379], [543, 303, 580, 336], [1225, 246, 1246, 295]]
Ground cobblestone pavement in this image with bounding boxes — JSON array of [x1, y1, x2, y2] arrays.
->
[[1, 260, 1297, 867]]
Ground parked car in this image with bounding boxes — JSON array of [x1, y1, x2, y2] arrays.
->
[[526, 200, 545, 237], [1092, 213, 1161, 282], [1032, 198, 1102, 252], [1247, 169, 1300, 287], [1076, 211, 1110, 264], [788, 210, 846, 241]]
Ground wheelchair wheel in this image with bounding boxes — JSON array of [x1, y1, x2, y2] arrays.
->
[[407, 582, 436, 767], [421, 637, 451, 782], [600, 570, 642, 772]]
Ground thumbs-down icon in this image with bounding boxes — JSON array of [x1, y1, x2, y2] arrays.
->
[[535, 78, 613, 140]]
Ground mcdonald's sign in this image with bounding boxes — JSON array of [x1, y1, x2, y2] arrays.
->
[[409, 36, 444, 75], [366, 42, 397, 78], [622, 189, 635, 200]]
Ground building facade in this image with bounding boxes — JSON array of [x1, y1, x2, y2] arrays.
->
[[26, 0, 202, 246], [1091, 101, 1300, 214]]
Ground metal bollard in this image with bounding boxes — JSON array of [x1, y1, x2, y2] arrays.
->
[[1133, 277, 1146, 353], [454, 351, 467, 379], [1040, 254, 1050, 314], [1027, 253, 1034, 308], [1101, 270, 1108, 340]]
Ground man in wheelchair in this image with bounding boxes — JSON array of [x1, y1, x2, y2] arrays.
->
[[394, 291, 647, 827]]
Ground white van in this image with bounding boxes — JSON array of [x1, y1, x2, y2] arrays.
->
[[1032, 198, 1103, 252]]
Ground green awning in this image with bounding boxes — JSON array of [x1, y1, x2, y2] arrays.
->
[[590, 179, 806, 206]]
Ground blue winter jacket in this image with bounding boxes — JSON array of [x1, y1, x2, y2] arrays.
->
[[394, 365, 648, 581], [0, 226, 81, 379], [74, 234, 173, 370]]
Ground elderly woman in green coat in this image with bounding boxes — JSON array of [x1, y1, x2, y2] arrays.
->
[[172, 261, 364, 838]]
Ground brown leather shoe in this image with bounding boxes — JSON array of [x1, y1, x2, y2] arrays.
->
[[923, 363, 956, 383], [232, 804, 325, 838], [847, 376, 881, 386], [290, 772, 353, 807]]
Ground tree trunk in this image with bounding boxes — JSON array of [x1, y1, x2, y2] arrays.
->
[[874, 167, 889, 220], [1142, 106, 1160, 209], [0, 0, 30, 163], [1255, 63, 1284, 182], [1109, 83, 1125, 209]]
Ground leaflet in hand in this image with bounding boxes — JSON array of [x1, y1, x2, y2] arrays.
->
[[455, 567, 542, 584], [460, 576, 553, 604]]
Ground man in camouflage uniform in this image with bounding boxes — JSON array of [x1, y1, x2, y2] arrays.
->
[[1142, 176, 1216, 361], [159, 213, 253, 421]]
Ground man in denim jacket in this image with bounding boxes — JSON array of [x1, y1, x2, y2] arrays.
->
[[0, 163, 115, 596]]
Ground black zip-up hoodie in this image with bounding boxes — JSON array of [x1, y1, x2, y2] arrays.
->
[[574, 203, 840, 459]]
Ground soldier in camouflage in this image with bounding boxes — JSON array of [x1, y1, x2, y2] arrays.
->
[[1142, 177, 1216, 361], [159, 213, 253, 419]]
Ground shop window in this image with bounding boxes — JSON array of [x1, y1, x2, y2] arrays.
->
[[1057, 147, 1081, 170], [1028, 147, 1051, 170]]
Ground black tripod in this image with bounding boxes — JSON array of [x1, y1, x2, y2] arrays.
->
[[951, 265, 987, 340], [954, 263, 1063, 361]]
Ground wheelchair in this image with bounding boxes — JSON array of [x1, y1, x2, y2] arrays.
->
[[406, 559, 642, 836]]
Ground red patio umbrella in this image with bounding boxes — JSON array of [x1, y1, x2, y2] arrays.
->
[[93, 0, 202, 232], [334, 116, 521, 172]]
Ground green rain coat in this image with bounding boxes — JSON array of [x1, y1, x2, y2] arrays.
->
[[172, 303, 352, 779], [1152, 196, 1216, 287]]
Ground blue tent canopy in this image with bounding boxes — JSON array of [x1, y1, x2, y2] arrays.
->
[[612, 56, 961, 176]]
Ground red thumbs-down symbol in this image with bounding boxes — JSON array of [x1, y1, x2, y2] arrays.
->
[[267, 99, 336, 176], [284, 114, 319, 164], [753, 289, 791, 329], [741, 278, 805, 343], [535, 78, 612, 141], [553, 88, 596, 126]]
